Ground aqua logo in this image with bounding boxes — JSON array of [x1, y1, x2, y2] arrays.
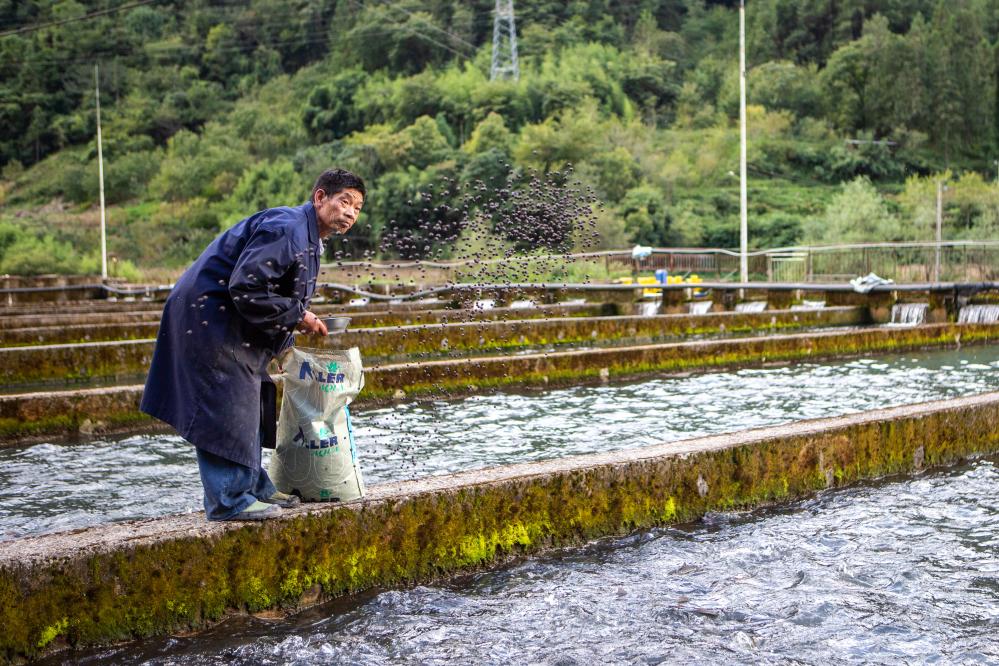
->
[[293, 425, 339, 454], [299, 360, 346, 393]]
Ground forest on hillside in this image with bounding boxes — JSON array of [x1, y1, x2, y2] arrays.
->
[[1, 0, 999, 277]]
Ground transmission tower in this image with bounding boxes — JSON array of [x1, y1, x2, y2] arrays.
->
[[490, 0, 519, 81]]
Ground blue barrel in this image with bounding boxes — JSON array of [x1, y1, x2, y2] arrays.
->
[[654, 268, 668, 283]]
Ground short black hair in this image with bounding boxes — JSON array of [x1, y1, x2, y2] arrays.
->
[[312, 168, 366, 200]]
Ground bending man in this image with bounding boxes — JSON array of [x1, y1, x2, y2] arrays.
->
[[141, 168, 365, 521]]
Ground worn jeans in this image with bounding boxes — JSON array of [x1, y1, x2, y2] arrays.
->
[[195, 447, 277, 521]]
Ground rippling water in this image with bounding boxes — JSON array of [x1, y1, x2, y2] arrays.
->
[[2, 346, 999, 541], [65, 456, 999, 665]]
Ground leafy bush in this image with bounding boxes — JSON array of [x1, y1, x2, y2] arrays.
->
[[0, 230, 85, 275], [804, 177, 904, 244], [105, 150, 161, 203], [225, 160, 308, 219], [150, 126, 250, 201]]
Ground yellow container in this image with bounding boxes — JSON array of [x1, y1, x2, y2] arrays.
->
[[637, 276, 660, 298]]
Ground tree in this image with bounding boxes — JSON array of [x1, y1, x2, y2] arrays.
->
[[748, 61, 821, 118], [585, 147, 641, 204], [302, 70, 366, 142], [462, 112, 513, 155], [804, 177, 903, 244], [513, 104, 601, 172], [227, 160, 307, 216], [619, 184, 670, 247]]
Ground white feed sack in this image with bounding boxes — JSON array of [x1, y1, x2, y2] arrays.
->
[[269, 346, 366, 502]]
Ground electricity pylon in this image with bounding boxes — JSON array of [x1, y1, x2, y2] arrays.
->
[[490, 0, 519, 81]]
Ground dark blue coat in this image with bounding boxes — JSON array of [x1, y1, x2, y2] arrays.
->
[[140, 202, 322, 468]]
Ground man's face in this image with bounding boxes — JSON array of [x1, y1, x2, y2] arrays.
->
[[314, 187, 364, 238]]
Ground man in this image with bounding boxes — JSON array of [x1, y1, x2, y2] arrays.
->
[[141, 168, 365, 521]]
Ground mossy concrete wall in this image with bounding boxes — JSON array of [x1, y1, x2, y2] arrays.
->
[[0, 308, 866, 386], [0, 303, 611, 345], [0, 385, 149, 444], [699, 286, 961, 324], [2, 392, 998, 663], [1, 324, 997, 445], [0, 276, 105, 304], [0, 299, 162, 316], [307, 307, 865, 360], [363, 323, 999, 402], [2, 323, 161, 346], [0, 310, 162, 331], [0, 339, 152, 388]]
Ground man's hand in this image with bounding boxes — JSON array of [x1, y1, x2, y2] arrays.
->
[[297, 310, 328, 336]]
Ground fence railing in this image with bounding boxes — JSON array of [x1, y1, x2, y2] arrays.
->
[[326, 241, 999, 284], [622, 241, 999, 283], [2, 242, 998, 305]]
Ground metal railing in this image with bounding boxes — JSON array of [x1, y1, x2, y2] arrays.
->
[[325, 241, 999, 284], [613, 241, 999, 283], [2, 241, 997, 304]]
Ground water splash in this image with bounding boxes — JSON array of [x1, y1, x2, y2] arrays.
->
[[889, 302, 928, 326], [735, 301, 767, 313], [958, 303, 999, 324], [688, 300, 712, 315]]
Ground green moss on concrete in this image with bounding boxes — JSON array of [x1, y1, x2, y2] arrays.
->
[[0, 342, 153, 387], [0, 410, 151, 442], [0, 309, 862, 387], [0, 322, 994, 446], [35, 618, 68, 650], [348, 308, 864, 361], [360, 324, 998, 403], [3, 395, 999, 662]]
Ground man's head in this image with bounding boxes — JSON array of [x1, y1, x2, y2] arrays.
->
[[312, 168, 366, 238]]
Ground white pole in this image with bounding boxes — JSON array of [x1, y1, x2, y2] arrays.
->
[[739, 0, 749, 285], [96, 63, 108, 281], [934, 181, 942, 282]]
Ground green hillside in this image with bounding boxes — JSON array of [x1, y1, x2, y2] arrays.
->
[[1, 0, 998, 277]]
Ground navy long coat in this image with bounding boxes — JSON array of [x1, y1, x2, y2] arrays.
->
[[141, 202, 322, 468]]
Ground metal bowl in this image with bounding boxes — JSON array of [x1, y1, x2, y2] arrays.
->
[[321, 316, 351, 335]]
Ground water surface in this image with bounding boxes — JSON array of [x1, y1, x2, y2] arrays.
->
[[2, 345, 999, 541], [63, 456, 999, 664]]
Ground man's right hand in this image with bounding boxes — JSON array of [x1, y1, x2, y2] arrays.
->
[[298, 310, 328, 336]]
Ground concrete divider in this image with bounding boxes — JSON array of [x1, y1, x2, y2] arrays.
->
[[1, 322, 996, 446], [317, 306, 865, 360], [0, 303, 612, 343], [0, 299, 163, 317], [0, 310, 162, 331], [0, 339, 152, 388], [2, 392, 998, 662], [0, 385, 153, 443], [0, 308, 866, 385], [0, 296, 450, 319], [362, 323, 998, 401]]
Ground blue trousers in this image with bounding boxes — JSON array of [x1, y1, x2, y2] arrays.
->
[[195, 447, 277, 521]]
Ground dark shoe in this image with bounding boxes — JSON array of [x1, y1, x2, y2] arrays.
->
[[227, 500, 282, 521], [261, 491, 300, 508]]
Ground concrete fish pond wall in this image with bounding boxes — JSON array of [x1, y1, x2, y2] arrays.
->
[[1, 323, 998, 445], [360, 323, 999, 400], [2, 392, 998, 663], [0, 308, 867, 386], [0, 303, 612, 344]]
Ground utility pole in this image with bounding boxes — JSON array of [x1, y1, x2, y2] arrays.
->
[[95, 63, 108, 281], [738, 0, 748, 285], [934, 181, 945, 283], [491, 0, 519, 81]]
